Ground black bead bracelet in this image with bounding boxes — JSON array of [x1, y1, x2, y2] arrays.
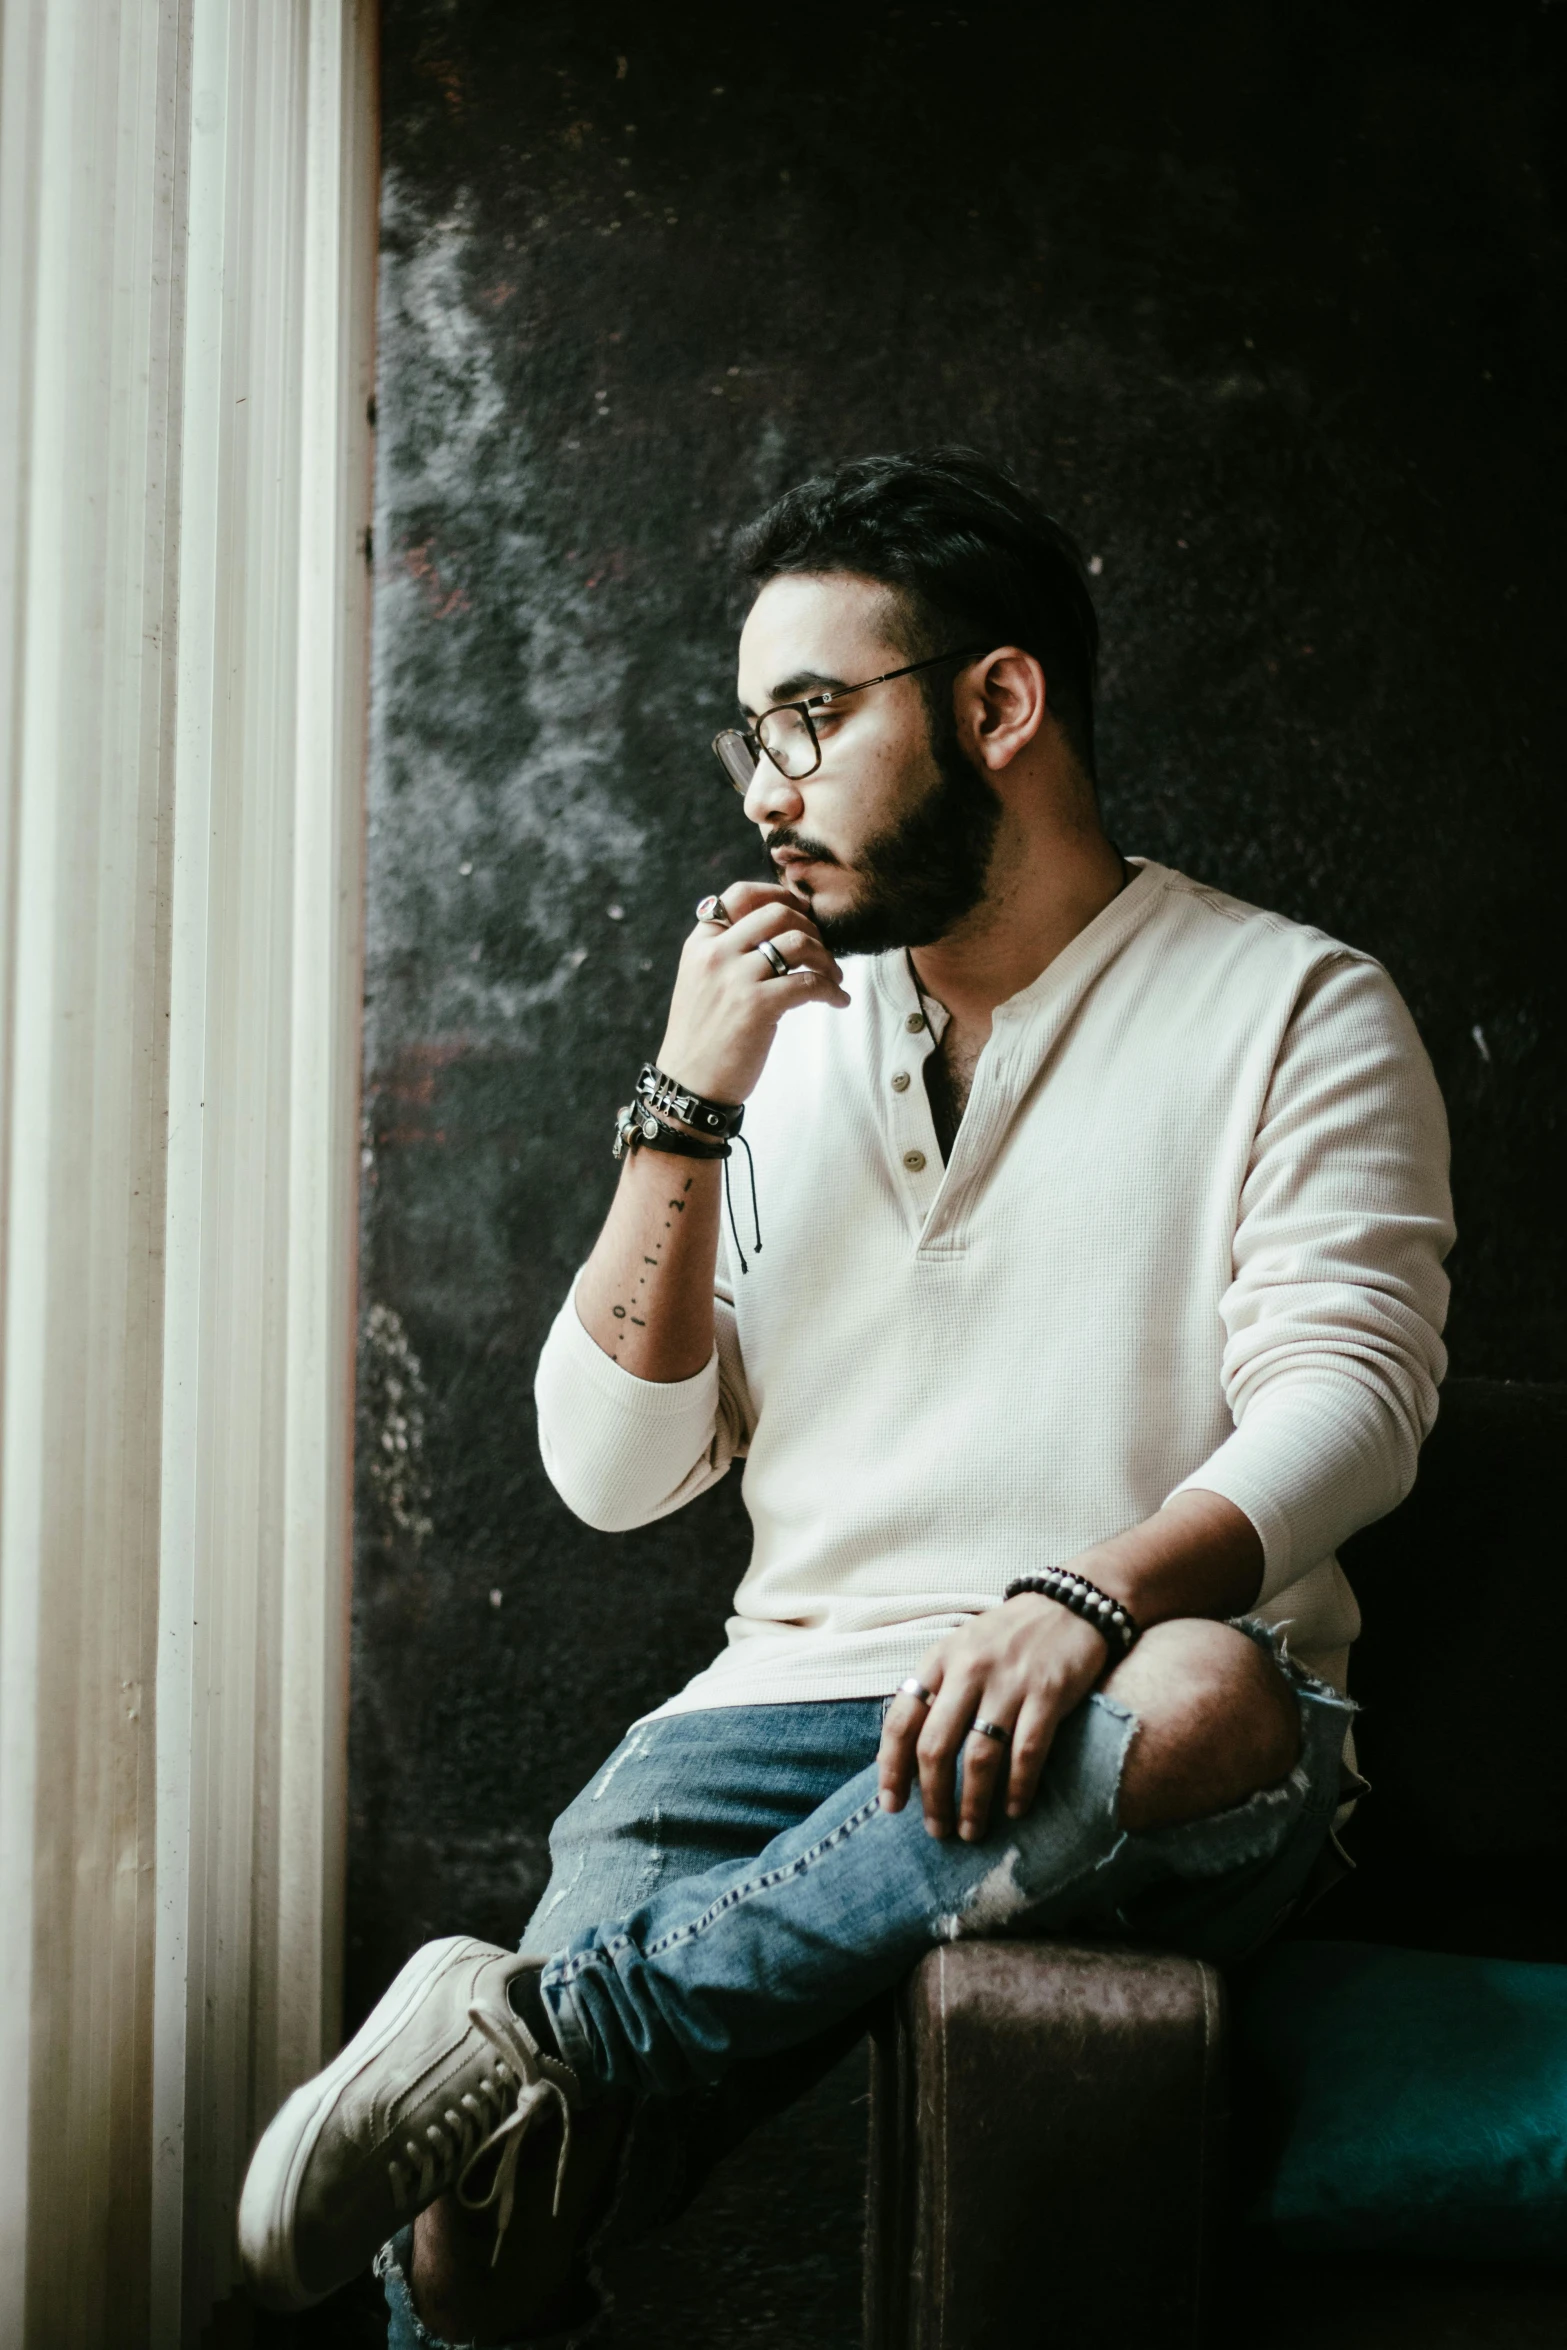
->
[[1004, 1569, 1141, 1663]]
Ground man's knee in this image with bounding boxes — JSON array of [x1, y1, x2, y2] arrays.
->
[[1107, 1619, 1301, 1834]]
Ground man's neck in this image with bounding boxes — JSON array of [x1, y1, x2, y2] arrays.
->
[[908, 818, 1128, 1033]]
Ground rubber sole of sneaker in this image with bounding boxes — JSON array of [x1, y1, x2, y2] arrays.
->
[[237, 1933, 508, 2312]]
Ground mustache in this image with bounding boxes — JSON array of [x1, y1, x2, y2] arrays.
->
[[763, 827, 842, 869]]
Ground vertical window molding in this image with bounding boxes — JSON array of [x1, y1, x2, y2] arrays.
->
[[0, 5, 190, 2340], [0, 2, 376, 2342], [154, 2, 377, 2339]]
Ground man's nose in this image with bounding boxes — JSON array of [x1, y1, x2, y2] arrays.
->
[[742, 758, 804, 830]]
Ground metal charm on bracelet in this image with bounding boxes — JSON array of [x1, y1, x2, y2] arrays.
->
[[635, 1062, 744, 1141], [615, 1070, 764, 1276], [612, 1102, 726, 1163], [755, 938, 791, 979]]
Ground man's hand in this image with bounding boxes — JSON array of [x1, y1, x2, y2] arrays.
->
[[656, 881, 850, 1104], [876, 1494, 1266, 1843], [573, 879, 850, 1384], [877, 1595, 1110, 1842]]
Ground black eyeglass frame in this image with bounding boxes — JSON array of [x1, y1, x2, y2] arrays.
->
[[711, 645, 988, 794]]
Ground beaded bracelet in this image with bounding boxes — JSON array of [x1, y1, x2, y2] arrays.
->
[[1003, 1569, 1141, 1663], [635, 1062, 744, 1142]]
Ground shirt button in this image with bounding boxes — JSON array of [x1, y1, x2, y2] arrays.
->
[[891, 1071, 911, 1092], [903, 1148, 927, 1173], [906, 1011, 925, 1033]]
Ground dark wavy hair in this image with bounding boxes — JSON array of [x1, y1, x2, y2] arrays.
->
[[735, 448, 1100, 779]]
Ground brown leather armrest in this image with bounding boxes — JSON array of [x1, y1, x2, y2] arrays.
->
[[865, 1939, 1227, 2350]]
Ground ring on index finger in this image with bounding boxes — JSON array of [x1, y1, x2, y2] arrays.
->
[[695, 893, 732, 927], [971, 1719, 1012, 1747], [899, 1677, 935, 1707]]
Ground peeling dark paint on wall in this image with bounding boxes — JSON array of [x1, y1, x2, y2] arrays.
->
[[352, 0, 1566, 2056]]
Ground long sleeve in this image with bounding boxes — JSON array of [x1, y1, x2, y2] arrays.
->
[[1171, 952, 1454, 1598], [527, 874, 1456, 1721], [534, 1276, 754, 1533]]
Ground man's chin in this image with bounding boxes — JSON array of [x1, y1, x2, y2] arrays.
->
[[813, 900, 916, 957]]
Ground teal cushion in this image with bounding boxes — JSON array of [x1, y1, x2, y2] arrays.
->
[[1237, 1939, 1567, 2258]]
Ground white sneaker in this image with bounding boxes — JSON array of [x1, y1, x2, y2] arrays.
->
[[237, 1936, 582, 2311]]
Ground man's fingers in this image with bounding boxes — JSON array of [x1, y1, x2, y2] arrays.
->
[[877, 1683, 939, 1813], [722, 897, 823, 957], [879, 1666, 946, 1810], [958, 1704, 1020, 1842], [762, 932, 843, 984], [1004, 1693, 1060, 1820], [916, 1672, 983, 1839], [771, 938, 849, 1003], [768, 928, 835, 970], [706, 879, 808, 926], [701, 899, 844, 998], [734, 920, 848, 1007]]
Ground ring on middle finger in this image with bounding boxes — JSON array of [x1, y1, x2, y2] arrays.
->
[[971, 1718, 1012, 1747], [755, 938, 791, 980]]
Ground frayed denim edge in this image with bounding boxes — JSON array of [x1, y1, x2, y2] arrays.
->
[[374, 2226, 604, 2350]]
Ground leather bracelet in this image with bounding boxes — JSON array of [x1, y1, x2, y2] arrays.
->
[[612, 1101, 728, 1163], [635, 1062, 744, 1142], [613, 1093, 764, 1274], [1003, 1570, 1141, 1663]]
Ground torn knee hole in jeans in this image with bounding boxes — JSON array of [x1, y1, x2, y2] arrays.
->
[[933, 1694, 1139, 1942], [936, 1845, 1031, 1942]]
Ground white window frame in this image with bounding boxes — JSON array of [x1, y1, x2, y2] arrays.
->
[[0, 3, 377, 2341]]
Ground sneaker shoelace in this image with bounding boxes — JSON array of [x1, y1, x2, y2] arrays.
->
[[385, 1996, 574, 2265]]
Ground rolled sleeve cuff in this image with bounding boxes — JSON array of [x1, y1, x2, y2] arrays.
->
[[534, 1279, 724, 1531]]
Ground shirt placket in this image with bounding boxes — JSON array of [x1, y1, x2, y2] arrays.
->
[[884, 999, 946, 1230], [882, 971, 1034, 1252]]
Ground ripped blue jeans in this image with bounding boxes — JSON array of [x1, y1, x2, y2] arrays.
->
[[528, 1621, 1352, 2103], [381, 1624, 1352, 2346]]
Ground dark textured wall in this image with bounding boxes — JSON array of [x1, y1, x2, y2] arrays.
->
[[351, 0, 1565, 2026]]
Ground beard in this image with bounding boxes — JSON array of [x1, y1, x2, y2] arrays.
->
[[765, 713, 1003, 956]]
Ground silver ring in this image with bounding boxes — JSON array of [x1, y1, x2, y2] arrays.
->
[[971, 1719, 1012, 1747], [695, 894, 732, 928], [755, 938, 790, 979], [898, 1677, 935, 1707]]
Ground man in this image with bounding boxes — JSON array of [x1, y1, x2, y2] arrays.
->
[[239, 450, 1452, 2345]]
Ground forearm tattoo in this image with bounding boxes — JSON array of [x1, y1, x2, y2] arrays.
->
[[608, 1173, 694, 1353]]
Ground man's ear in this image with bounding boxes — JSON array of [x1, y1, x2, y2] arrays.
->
[[959, 648, 1048, 773]]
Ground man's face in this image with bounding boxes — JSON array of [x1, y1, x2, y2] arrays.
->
[[733, 571, 1001, 954]]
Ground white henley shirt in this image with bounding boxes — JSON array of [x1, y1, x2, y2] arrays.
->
[[535, 860, 1453, 1715]]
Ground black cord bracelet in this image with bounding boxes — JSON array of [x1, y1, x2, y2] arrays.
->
[[635, 1062, 745, 1142], [1004, 1570, 1141, 1663], [611, 1098, 764, 1274]]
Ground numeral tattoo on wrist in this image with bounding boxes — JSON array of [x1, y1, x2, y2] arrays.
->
[[610, 1175, 695, 1352]]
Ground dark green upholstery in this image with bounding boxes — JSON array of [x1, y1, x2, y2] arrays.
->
[[1235, 1379, 1567, 2263]]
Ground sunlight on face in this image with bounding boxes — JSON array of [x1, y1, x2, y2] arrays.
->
[[734, 572, 942, 924], [734, 571, 1006, 955]]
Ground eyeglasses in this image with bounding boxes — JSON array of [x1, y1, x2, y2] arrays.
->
[[711, 646, 986, 794]]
